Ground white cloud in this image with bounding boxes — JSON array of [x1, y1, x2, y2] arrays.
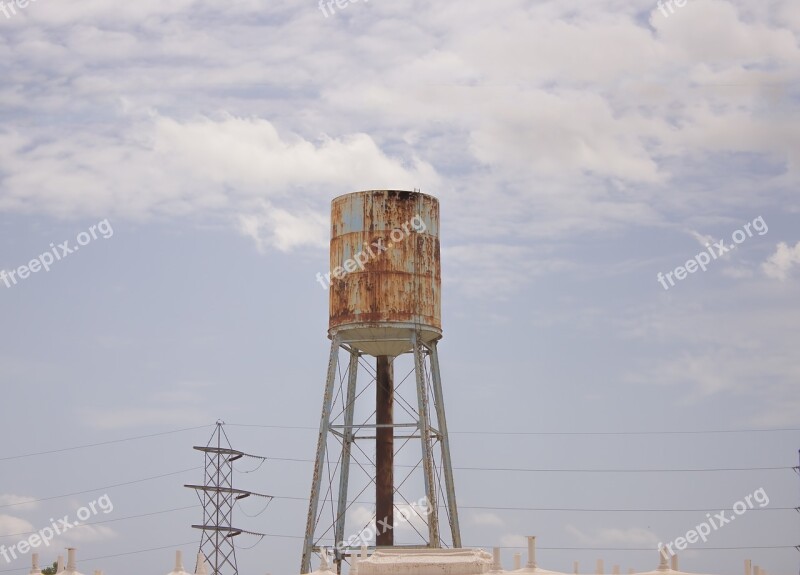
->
[[0, 0, 796, 267], [688, 230, 716, 248], [468, 89, 664, 183], [499, 533, 527, 548], [762, 241, 800, 280], [0, 514, 35, 536], [0, 495, 38, 511], [342, 500, 433, 544], [468, 512, 505, 527], [566, 524, 659, 546], [0, 115, 438, 253], [238, 201, 328, 253]]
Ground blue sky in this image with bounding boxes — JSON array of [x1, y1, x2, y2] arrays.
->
[[0, 1, 799, 575]]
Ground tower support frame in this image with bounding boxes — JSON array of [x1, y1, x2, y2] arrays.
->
[[301, 333, 461, 574]]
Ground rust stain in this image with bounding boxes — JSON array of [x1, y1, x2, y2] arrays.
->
[[329, 190, 441, 331]]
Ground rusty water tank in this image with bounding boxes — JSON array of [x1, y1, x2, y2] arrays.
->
[[329, 190, 441, 357]]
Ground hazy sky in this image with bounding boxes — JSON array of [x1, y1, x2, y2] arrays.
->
[[0, 1, 798, 575]]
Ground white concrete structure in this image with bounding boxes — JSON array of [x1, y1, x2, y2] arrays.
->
[[167, 551, 192, 575], [195, 553, 208, 575], [29, 553, 41, 575], [633, 551, 715, 575], [64, 548, 85, 575], [356, 548, 492, 575], [297, 535, 755, 575], [511, 536, 570, 575]]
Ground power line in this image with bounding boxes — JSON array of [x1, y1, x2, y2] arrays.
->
[[452, 429, 800, 436], [0, 496, 790, 545], [0, 467, 201, 509], [0, 506, 196, 539], [227, 423, 800, 436], [453, 465, 793, 473], [264, 456, 794, 473], [0, 541, 201, 573], [1, 424, 795, 465], [455, 504, 796, 512], [263, 494, 796, 513], [0, 459, 788, 520], [0, 425, 212, 463]]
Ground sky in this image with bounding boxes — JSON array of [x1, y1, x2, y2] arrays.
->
[[0, 0, 799, 575]]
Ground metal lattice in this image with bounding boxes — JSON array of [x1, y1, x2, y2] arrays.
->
[[186, 422, 271, 575], [301, 335, 461, 574]]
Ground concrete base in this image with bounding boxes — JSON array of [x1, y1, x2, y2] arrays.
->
[[357, 549, 493, 575]]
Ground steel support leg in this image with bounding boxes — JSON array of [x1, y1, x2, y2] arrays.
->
[[334, 349, 360, 572], [429, 340, 461, 547], [302, 336, 341, 574], [413, 332, 439, 547]]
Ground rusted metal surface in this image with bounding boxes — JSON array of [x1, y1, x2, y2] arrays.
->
[[375, 355, 394, 547], [329, 190, 441, 334]]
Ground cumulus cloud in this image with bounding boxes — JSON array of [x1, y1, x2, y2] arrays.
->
[[0, 114, 438, 253], [762, 241, 800, 280], [342, 500, 432, 544], [0, 495, 38, 511], [0, 0, 797, 262], [238, 201, 328, 253], [689, 230, 716, 248], [468, 512, 505, 527], [499, 534, 527, 548], [0, 514, 35, 536], [566, 524, 659, 546]]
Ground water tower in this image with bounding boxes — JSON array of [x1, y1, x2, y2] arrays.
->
[[301, 190, 462, 573]]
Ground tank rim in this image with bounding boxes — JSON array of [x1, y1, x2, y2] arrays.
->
[[331, 190, 439, 204]]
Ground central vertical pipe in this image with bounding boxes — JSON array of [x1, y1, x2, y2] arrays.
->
[[376, 355, 394, 546]]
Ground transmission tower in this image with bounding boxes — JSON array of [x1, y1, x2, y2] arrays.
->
[[186, 421, 271, 575]]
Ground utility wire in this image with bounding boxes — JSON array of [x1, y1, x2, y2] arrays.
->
[[264, 494, 797, 512], [0, 541, 199, 573], [0, 487, 788, 545], [262, 456, 794, 473], [1, 424, 796, 464], [0, 467, 201, 509], [227, 423, 800, 436], [4, 495, 789, 545], [455, 504, 797, 512], [0, 425, 212, 463], [0, 506, 196, 538]]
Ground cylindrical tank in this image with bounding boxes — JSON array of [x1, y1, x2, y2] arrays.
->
[[329, 190, 441, 356]]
